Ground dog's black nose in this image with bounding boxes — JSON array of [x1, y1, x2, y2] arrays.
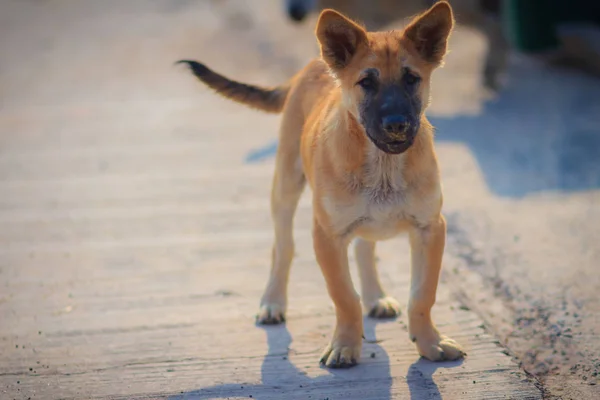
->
[[382, 115, 409, 135], [288, 4, 307, 22]]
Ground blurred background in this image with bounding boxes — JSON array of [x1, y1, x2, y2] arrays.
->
[[1, 0, 599, 399]]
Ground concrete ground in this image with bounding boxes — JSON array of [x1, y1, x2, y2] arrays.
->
[[0, 0, 597, 399]]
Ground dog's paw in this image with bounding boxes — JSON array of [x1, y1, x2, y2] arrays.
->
[[319, 342, 362, 368], [367, 296, 401, 319], [411, 331, 466, 361], [256, 303, 286, 325]]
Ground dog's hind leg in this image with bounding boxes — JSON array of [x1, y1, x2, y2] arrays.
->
[[354, 238, 400, 319], [256, 117, 306, 325]]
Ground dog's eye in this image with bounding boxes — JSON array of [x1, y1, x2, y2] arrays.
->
[[404, 69, 421, 86], [357, 76, 377, 90]]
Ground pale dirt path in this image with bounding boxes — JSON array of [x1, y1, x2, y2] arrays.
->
[[0, 0, 587, 398]]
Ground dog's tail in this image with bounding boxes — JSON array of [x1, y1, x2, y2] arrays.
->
[[176, 60, 290, 114]]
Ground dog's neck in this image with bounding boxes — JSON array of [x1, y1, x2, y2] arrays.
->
[[337, 107, 408, 195], [364, 144, 406, 193]]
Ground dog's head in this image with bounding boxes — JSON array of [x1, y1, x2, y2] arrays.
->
[[315, 2, 454, 154]]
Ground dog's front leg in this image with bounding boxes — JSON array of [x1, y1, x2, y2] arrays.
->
[[408, 214, 465, 361], [313, 219, 362, 368]]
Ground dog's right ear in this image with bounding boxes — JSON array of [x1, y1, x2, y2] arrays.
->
[[316, 9, 367, 71]]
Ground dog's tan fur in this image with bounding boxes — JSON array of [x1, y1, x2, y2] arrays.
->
[[178, 1, 464, 367]]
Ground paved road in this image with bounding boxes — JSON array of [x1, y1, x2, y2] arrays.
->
[[0, 0, 597, 399], [434, 54, 600, 399]]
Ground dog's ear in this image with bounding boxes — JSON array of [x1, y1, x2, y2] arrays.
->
[[316, 9, 367, 70], [402, 1, 454, 65]]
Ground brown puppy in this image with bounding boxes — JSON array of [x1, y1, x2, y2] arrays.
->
[[178, 1, 465, 368]]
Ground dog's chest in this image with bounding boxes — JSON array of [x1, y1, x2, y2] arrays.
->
[[360, 189, 411, 239], [323, 189, 409, 240], [323, 156, 412, 240]]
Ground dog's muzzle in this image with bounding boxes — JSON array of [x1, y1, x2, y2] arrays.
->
[[369, 115, 418, 155], [382, 115, 409, 137]]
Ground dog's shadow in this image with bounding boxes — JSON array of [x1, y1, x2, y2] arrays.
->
[[407, 357, 463, 400], [170, 317, 461, 399]]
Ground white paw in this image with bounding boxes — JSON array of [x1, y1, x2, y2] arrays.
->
[[367, 296, 401, 319], [411, 330, 466, 361], [256, 303, 286, 325], [319, 341, 362, 368]]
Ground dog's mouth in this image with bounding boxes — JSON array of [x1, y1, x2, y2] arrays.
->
[[368, 134, 414, 155]]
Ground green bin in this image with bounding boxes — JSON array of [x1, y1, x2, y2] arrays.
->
[[502, 0, 600, 53]]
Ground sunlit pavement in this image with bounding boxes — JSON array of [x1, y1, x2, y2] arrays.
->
[[0, 1, 598, 398]]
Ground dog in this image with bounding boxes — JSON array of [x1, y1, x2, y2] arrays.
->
[[178, 1, 465, 368], [284, 0, 508, 91]]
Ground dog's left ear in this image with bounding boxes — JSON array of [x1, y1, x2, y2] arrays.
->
[[316, 9, 368, 71], [402, 1, 454, 65]]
